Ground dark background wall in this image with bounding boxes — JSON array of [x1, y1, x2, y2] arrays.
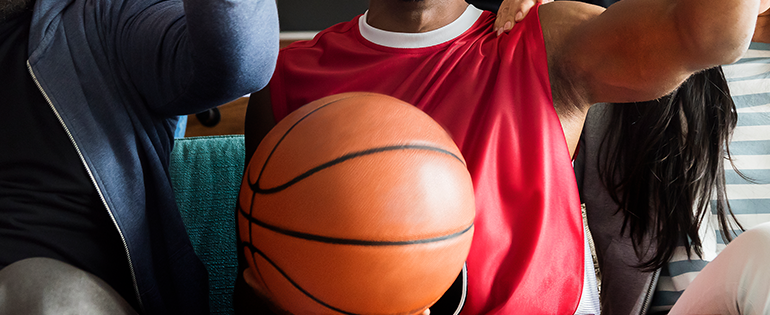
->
[[274, 0, 504, 32], [276, 0, 616, 32], [277, 1, 369, 31]]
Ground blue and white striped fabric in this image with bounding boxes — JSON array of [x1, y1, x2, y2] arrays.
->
[[648, 225, 717, 313], [648, 42, 770, 314], [716, 42, 770, 250]]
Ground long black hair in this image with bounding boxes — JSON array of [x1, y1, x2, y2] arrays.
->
[[598, 66, 743, 271]]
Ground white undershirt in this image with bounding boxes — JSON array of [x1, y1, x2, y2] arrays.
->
[[359, 5, 482, 49]]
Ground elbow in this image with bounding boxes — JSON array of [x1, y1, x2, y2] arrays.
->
[[191, 0, 279, 94], [242, 5, 280, 93], [216, 52, 277, 103], [239, 19, 280, 94], [215, 30, 279, 97], [700, 35, 751, 67], [182, 45, 277, 114], [249, 45, 279, 93], [675, 2, 757, 68], [680, 28, 753, 69]]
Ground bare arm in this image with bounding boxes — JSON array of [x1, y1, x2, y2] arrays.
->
[[755, 8, 770, 43], [542, 0, 768, 110]]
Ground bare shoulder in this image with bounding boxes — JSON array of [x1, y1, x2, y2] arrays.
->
[[539, 1, 603, 54], [537, 2, 604, 112], [537, 2, 605, 157]]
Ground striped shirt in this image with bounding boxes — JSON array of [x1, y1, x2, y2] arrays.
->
[[649, 42, 770, 313], [716, 42, 770, 247]]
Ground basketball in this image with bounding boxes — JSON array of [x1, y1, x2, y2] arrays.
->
[[237, 92, 475, 314]]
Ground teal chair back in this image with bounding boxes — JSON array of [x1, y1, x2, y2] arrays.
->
[[169, 135, 245, 315]]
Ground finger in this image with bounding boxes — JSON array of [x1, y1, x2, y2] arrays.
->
[[513, 0, 536, 24], [497, 0, 541, 35], [494, 2, 513, 33]]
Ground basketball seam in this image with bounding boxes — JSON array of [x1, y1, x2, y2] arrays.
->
[[241, 207, 473, 245], [254, 144, 465, 194], [250, 94, 361, 189], [245, 242, 440, 315], [249, 95, 465, 194], [244, 243, 358, 315]]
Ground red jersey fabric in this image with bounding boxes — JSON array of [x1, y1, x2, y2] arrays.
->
[[269, 5, 584, 314]]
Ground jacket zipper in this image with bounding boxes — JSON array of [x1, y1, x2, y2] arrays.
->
[[639, 268, 660, 315], [26, 61, 144, 312]]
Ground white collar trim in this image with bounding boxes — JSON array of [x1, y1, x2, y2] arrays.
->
[[359, 5, 483, 49]]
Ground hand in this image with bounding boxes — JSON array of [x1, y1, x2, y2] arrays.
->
[[494, 0, 554, 36]]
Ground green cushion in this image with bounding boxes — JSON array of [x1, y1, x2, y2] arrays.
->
[[169, 135, 245, 315]]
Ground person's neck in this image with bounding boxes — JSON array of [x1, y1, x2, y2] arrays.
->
[[366, 0, 468, 33], [754, 13, 770, 43]]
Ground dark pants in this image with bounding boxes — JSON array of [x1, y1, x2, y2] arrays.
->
[[0, 257, 138, 315]]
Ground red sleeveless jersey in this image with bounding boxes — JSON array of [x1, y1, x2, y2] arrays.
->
[[269, 5, 584, 314]]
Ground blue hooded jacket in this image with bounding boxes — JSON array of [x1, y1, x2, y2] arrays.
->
[[25, 0, 278, 313]]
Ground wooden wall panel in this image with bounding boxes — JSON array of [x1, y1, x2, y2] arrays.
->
[[185, 97, 249, 137]]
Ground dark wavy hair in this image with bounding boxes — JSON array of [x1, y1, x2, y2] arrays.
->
[[598, 67, 744, 271]]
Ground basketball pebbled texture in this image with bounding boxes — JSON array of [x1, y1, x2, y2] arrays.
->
[[238, 92, 475, 314]]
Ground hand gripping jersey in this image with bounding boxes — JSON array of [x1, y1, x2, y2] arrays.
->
[[269, 5, 584, 314]]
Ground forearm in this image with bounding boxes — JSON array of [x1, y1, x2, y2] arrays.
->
[[752, 9, 770, 43]]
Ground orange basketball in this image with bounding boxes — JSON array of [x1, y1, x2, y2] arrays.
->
[[237, 92, 475, 314]]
